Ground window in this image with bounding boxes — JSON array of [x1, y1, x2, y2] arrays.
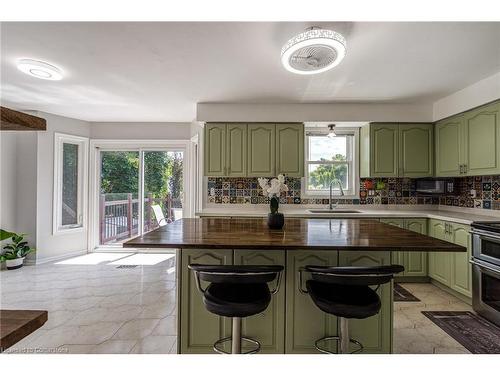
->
[[303, 128, 358, 197], [53, 133, 88, 234]]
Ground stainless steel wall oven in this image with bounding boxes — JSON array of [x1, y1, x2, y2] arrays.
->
[[470, 222, 500, 326]]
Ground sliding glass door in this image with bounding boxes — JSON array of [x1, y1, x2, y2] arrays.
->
[[143, 151, 184, 233], [97, 149, 184, 247]]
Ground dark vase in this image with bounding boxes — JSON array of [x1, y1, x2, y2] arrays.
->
[[267, 212, 284, 230]]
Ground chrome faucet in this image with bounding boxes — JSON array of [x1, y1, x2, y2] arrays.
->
[[329, 179, 345, 210]]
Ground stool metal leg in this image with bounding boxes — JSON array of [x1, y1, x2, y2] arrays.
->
[[231, 317, 242, 354], [339, 317, 349, 354], [314, 317, 364, 354]]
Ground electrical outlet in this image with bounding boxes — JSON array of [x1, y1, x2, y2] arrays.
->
[[210, 187, 215, 196]]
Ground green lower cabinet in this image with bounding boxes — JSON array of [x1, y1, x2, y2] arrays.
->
[[381, 218, 428, 278], [285, 251, 338, 354], [339, 251, 393, 354], [403, 218, 428, 277], [234, 250, 286, 353], [450, 223, 472, 298], [179, 249, 233, 354], [428, 220, 452, 287], [380, 218, 404, 266]]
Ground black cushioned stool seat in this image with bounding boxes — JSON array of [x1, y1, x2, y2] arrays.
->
[[204, 283, 271, 318], [306, 281, 381, 319]]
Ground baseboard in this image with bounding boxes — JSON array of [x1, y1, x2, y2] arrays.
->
[[430, 279, 472, 306], [395, 276, 430, 283], [35, 249, 88, 265]]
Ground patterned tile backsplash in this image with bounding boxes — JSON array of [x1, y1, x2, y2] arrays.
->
[[207, 175, 500, 211]]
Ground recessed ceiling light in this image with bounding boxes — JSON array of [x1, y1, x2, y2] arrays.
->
[[17, 59, 63, 80], [281, 27, 347, 75]]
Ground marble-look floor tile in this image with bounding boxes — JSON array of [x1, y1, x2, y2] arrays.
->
[[394, 283, 473, 354], [1, 252, 177, 354], [130, 335, 176, 354]]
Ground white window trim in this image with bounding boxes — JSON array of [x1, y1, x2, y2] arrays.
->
[[53, 132, 89, 235], [301, 127, 359, 199]]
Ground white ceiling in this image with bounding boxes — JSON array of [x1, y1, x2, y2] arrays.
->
[[1, 22, 499, 122]]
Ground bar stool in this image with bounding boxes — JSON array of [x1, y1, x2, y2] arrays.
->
[[189, 264, 284, 354], [299, 264, 404, 354]]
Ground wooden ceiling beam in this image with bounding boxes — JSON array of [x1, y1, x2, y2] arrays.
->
[[0, 106, 46, 131]]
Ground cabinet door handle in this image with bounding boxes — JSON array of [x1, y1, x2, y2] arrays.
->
[[464, 164, 467, 174]]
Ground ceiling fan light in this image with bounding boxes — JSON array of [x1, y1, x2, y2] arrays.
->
[[281, 28, 347, 75]]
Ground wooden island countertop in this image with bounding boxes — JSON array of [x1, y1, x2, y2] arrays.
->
[[124, 217, 466, 252]]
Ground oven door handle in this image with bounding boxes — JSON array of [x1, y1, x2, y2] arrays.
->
[[469, 258, 500, 274]]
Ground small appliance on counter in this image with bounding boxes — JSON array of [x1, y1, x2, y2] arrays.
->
[[470, 222, 500, 326], [415, 179, 448, 194]]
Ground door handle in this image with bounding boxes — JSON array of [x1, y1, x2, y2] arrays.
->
[[469, 258, 500, 274]]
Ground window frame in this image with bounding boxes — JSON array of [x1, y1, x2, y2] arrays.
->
[[53, 132, 89, 235], [302, 127, 359, 198]]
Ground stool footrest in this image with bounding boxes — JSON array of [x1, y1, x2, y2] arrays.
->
[[213, 336, 261, 354], [315, 336, 363, 354]]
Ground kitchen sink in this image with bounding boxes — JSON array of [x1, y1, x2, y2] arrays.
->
[[308, 209, 361, 214]]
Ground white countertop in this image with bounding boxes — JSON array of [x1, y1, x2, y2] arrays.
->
[[196, 205, 500, 225]]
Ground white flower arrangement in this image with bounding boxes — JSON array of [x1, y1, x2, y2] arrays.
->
[[258, 174, 289, 198]]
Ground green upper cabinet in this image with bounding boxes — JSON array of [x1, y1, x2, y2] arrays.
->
[[204, 123, 226, 176], [360, 123, 433, 178], [226, 124, 247, 177], [435, 100, 500, 177], [435, 115, 463, 177], [276, 124, 304, 177], [463, 102, 500, 176], [370, 124, 399, 177], [204, 122, 304, 177], [247, 123, 276, 177], [399, 124, 433, 177]]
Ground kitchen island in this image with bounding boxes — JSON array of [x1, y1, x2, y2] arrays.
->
[[124, 217, 465, 354]]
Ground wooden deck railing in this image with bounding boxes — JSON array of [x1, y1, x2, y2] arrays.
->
[[99, 193, 181, 245]]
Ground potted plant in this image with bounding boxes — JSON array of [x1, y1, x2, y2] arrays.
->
[[258, 174, 289, 229], [0, 230, 35, 270]]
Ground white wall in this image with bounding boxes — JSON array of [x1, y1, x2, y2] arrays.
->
[[0, 133, 20, 232], [90, 122, 191, 139], [0, 132, 37, 252], [35, 111, 91, 263], [433, 72, 500, 121], [197, 102, 434, 122]]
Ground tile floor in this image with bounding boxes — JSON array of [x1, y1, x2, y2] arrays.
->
[[394, 283, 472, 354], [1, 252, 178, 354], [1, 254, 473, 354]]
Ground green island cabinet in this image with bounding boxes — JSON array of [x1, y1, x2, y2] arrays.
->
[[338, 251, 393, 354], [180, 249, 393, 354], [380, 218, 428, 278], [285, 250, 338, 354], [205, 123, 304, 177], [179, 249, 233, 354], [435, 100, 500, 177], [360, 123, 433, 178], [428, 219, 472, 298]]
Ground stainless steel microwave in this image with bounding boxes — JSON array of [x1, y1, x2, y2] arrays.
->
[[415, 180, 445, 194]]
